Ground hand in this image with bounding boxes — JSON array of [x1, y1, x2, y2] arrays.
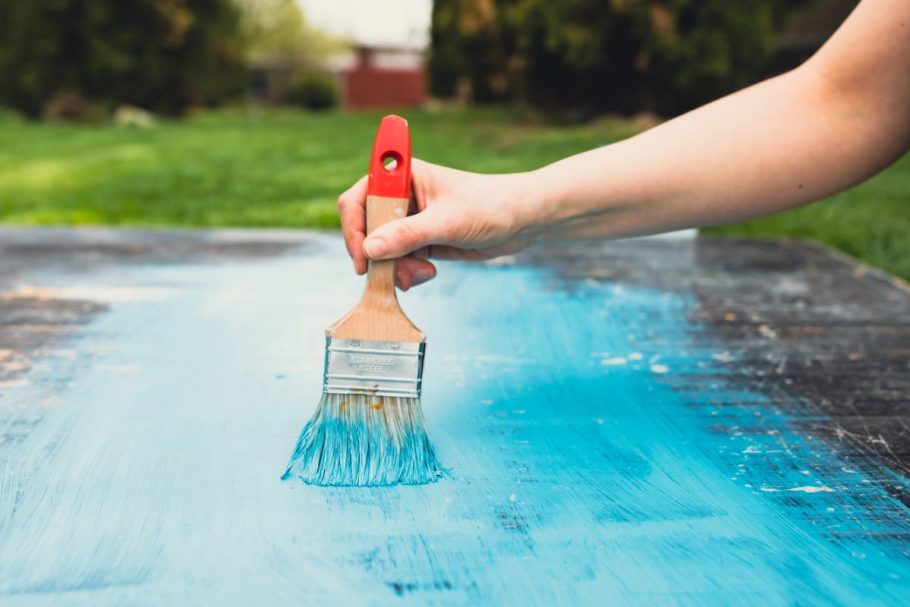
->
[[337, 159, 534, 290]]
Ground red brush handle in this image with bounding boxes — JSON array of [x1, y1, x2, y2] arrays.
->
[[368, 115, 412, 199]]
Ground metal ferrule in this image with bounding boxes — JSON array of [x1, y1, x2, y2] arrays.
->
[[323, 337, 425, 398]]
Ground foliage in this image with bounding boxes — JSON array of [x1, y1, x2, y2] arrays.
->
[[0, 108, 904, 279], [430, 0, 813, 116], [287, 74, 338, 111], [235, 0, 341, 69], [0, 0, 245, 117]]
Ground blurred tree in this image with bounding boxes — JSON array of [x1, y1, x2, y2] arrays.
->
[[287, 72, 338, 110], [235, 0, 342, 103], [236, 0, 338, 68], [430, 0, 815, 117], [0, 0, 244, 117]]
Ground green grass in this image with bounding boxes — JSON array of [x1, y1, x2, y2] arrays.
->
[[0, 107, 906, 280], [0, 108, 635, 228]]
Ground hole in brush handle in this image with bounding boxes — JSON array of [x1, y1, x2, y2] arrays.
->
[[381, 152, 401, 172], [368, 115, 411, 198]]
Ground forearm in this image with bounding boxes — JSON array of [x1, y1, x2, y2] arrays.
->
[[520, 67, 899, 242]]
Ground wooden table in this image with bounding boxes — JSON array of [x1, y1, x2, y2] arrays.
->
[[0, 228, 907, 605]]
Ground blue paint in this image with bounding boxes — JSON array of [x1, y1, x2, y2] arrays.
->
[[281, 393, 443, 486], [0, 235, 907, 604]]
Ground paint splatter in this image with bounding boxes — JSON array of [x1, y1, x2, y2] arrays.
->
[[601, 357, 627, 366], [789, 486, 835, 494]]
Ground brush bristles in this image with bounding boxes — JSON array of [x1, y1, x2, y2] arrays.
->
[[282, 393, 443, 487]]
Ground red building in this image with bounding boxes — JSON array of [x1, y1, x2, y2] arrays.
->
[[343, 45, 426, 109]]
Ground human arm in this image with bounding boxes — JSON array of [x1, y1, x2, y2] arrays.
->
[[338, 0, 910, 289]]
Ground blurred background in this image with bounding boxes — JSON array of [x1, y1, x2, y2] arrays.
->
[[0, 0, 904, 279]]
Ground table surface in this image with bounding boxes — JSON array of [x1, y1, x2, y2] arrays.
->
[[0, 227, 907, 606]]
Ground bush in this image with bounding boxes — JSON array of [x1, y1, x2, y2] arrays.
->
[[288, 73, 338, 110], [42, 89, 109, 123], [0, 0, 244, 118], [0, 105, 23, 124], [430, 0, 813, 117]]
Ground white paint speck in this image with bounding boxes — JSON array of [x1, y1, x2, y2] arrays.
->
[[788, 486, 834, 493], [758, 324, 778, 339], [601, 357, 627, 366], [628, 352, 643, 361], [712, 351, 734, 363], [650, 364, 669, 374], [485, 255, 516, 266]]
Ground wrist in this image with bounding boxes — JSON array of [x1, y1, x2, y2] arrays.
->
[[503, 167, 566, 245], [492, 171, 540, 246]]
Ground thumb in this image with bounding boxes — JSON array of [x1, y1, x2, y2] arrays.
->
[[363, 210, 442, 260]]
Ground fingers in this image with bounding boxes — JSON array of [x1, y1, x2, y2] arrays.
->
[[337, 175, 369, 274], [396, 257, 437, 291], [339, 160, 437, 272], [342, 158, 489, 283], [363, 209, 441, 260]]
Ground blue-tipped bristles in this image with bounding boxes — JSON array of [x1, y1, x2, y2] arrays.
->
[[282, 392, 443, 486]]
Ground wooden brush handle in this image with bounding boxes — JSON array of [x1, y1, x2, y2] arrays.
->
[[364, 195, 408, 306]]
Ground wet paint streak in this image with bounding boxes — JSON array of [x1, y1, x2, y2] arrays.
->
[[0, 236, 907, 605], [281, 392, 443, 486]]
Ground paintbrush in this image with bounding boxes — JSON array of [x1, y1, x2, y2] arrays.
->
[[282, 115, 442, 487]]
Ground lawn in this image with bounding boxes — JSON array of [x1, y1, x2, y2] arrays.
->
[[0, 107, 906, 280]]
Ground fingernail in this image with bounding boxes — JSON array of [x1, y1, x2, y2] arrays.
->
[[364, 237, 385, 259], [412, 268, 434, 284]]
